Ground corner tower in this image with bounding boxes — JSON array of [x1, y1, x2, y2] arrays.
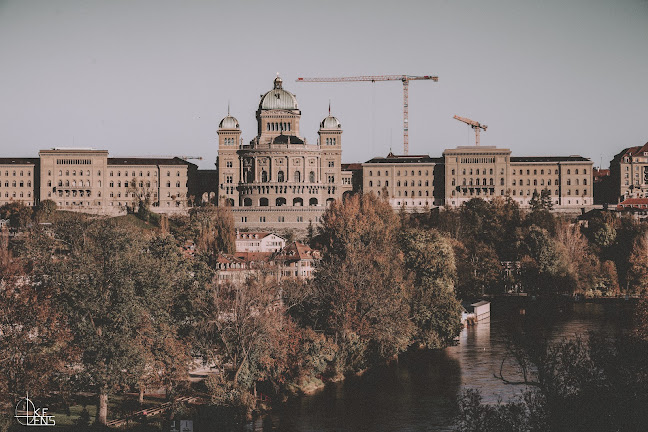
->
[[217, 113, 241, 206], [318, 111, 343, 202]]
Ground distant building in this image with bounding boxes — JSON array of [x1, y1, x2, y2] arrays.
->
[[216, 76, 354, 230], [0, 149, 196, 214], [610, 142, 648, 202], [274, 241, 320, 280], [0, 158, 38, 207], [616, 197, 648, 211], [362, 153, 443, 210], [444, 146, 593, 208], [235, 231, 286, 253], [363, 146, 594, 210]]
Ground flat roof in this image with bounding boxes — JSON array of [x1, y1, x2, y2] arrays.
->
[[511, 156, 591, 163], [0, 158, 39, 164]]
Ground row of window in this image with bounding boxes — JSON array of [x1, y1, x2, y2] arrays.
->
[[109, 171, 171, 177], [452, 178, 502, 186], [2, 192, 31, 198], [257, 170, 318, 183], [325, 138, 337, 145], [49, 180, 94, 188], [56, 159, 92, 165], [511, 168, 587, 175], [1, 170, 31, 177], [267, 122, 292, 132], [48, 170, 97, 176], [1, 181, 31, 188], [452, 168, 503, 176], [368, 169, 431, 177]]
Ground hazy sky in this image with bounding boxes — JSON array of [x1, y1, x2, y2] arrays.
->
[[1, 0, 646, 169]]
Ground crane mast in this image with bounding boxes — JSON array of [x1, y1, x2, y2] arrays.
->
[[453, 115, 487, 146], [296, 75, 438, 155]]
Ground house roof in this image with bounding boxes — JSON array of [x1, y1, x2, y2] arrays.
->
[[617, 198, 648, 210], [233, 252, 273, 263], [274, 241, 320, 262], [342, 163, 363, 171]]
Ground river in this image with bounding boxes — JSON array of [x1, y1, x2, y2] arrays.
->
[[250, 300, 633, 432]]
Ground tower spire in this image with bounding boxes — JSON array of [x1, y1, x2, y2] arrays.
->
[[227, 100, 230, 116], [328, 100, 331, 116]]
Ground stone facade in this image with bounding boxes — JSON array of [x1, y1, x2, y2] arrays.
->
[[362, 146, 593, 211], [445, 146, 593, 208], [217, 76, 353, 230], [0, 158, 38, 207], [1, 148, 193, 215], [362, 153, 443, 210]]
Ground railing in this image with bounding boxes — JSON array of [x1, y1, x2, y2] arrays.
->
[[105, 396, 199, 428]]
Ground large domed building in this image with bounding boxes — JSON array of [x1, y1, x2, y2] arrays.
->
[[216, 76, 354, 229]]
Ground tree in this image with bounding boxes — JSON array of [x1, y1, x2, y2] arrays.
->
[[189, 204, 236, 261], [0, 202, 32, 228], [529, 188, 554, 212], [34, 199, 57, 222], [400, 229, 463, 348], [520, 226, 571, 294], [0, 232, 73, 412], [28, 220, 198, 425], [454, 240, 502, 298], [627, 233, 648, 294], [554, 220, 600, 295], [309, 194, 413, 373], [198, 277, 288, 409]]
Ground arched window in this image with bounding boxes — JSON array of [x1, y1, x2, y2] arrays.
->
[[293, 197, 303, 206], [277, 171, 285, 182], [309, 171, 315, 183], [244, 198, 252, 206], [261, 171, 268, 182], [166, 181, 171, 187], [294, 171, 301, 182], [309, 198, 318, 206], [259, 197, 269, 206], [176, 181, 181, 187]]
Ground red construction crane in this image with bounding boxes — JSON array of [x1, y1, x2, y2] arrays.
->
[[453, 115, 487, 146], [296, 75, 438, 155]]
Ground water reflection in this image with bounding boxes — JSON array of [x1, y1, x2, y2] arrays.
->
[[251, 302, 631, 431]]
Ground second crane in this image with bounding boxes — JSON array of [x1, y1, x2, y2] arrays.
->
[[453, 115, 487, 146]]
